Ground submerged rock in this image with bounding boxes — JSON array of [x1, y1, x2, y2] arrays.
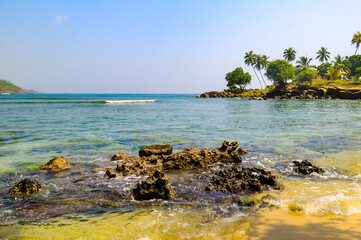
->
[[110, 153, 136, 161], [132, 170, 173, 200], [292, 160, 325, 175], [205, 166, 280, 194], [9, 178, 42, 195], [41, 157, 70, 171], [162, 140, 242, 170], [139, 144, 173, 157]]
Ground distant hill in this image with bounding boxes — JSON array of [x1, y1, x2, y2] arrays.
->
[[0, 79, 31, 94]]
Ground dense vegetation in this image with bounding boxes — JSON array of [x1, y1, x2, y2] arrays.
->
[[0, 79, 22, 92], [225, 31, 361, 90]]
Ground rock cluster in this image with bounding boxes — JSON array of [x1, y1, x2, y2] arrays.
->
[[138, 144, 173, 157], [266, 85, 361, 100], [9, 178, 41, 195], [110, 153, 135, 161], [293, 160, 325, 175]]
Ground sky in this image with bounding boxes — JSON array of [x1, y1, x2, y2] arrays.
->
[[1, 0, 361, 93]]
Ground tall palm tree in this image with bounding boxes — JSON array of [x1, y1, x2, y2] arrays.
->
[[296, 56, 316, 73], [332, 54, 350, 78], [315, 47, 330, 63], [351, 31, 361, 55], [244, 51, 263, 89], [254, 54, 267, 88], [283, 47, 296, 62]]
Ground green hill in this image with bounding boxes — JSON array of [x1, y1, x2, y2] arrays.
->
[[0, 79, 30, 94]]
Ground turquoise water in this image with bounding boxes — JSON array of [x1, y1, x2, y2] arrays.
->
[[1, 94, 361, 239], [1, 94, 360, 173]]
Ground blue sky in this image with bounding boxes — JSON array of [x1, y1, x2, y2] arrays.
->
[[1, 0, 361, 93]]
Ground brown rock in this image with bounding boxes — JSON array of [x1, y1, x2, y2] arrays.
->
[[9, 178, 41, 195], [105, 169, 117, 179], [293, 160, 325, 175], [132, 170, 173, 200], [110, 153, 136, 161], [139, 144, 173, 157], [41, 157, 70, 171]]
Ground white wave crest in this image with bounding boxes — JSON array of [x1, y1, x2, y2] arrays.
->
[[105, 100, 156, 104]]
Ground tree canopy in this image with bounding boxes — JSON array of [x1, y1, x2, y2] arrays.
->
[[225, 67, 252, 90], [297, 69, 317, 85], [317, 62, 331, 77], [265, 60, 296, 87], [283, 47, 296, 62], [351, 31, 361, 54]]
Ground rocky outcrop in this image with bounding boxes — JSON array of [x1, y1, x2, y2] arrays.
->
[[110, 153, 136, 161], [139, 144, 173, 157], [9, 178, 42, 195], [292, 160, 325, 175], [116, 159, 162, 177], [198, 89, 266, 98], [266, 85, 361, 100], [162, 140, 242, 170], [132, 170, 173, 200], [41, 157, 70, 171], [205, 166, 280, 194]]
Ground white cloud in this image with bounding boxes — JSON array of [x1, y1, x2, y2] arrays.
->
[[55, 16, 68, 24]]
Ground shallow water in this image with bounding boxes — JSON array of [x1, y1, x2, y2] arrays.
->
[[0, 94, 361, 239]]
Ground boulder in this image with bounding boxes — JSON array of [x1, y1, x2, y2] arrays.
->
[[116, 159, 161, 176], [139, 144, 173, 157], [110, 153, 136, 161], [204, 166, 280, 194], [41, 157, 70, 171], [132, 170, 173, 200], [237, 147, 248, 155], [292, 160, 325, 175], [9, 178, 41, 195]]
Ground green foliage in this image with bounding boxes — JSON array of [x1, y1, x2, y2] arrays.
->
[[0, 79, 21, 92], [346, 55, 361, 78], [316, 47, 330, 63], [296, 56, 316, 73], [317, 62, 331, 76], [266, 60, 296, 87], [297, 69, 317, 85], [225, 67, 252, 90]]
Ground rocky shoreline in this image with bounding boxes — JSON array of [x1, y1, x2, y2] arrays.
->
[[2, 141, 326, 223], [198, 86, 361, 100]]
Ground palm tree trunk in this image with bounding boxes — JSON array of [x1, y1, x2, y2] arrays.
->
[[252, 67, 263, 89], [355, 47, 358, 55], [259, 70, 267, 88]]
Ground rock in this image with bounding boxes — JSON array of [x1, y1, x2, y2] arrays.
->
[[116, 159, 161, 176], [41, 157, 70, 171], [162, 140, 242, 170], [292, 160, 325, 175], [104, 169, 117, 179], [110, 153, 136, 161], [9, 178, 41, 195], [237, 147, 248, 155], [132, 170, 173, 200], [139, 144, 173, 157], [205, 166, 280, 194]]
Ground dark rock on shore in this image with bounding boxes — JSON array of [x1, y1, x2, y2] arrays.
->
[[116, 159, 162, 177], [139, 144, 173, 157], [205, 166, 280, 194], [104, 169, 117, 179], [111, 153, 136, 161], [266, 85, 361, 100], [9, 178, 42, 195], [132, 170, 173, 200], [162, 140, 242, 170], [41, 157, 70, 171], [292, 160, 325, 175]]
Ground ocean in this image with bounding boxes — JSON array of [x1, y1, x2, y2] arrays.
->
[[0, 94, 361, 239]]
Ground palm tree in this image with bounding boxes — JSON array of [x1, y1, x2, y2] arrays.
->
[[283, 47, 296, 62], [316, 47, 330, 63], [351, 31, 361, 55], [254, 54, 267, 88], [332, 55, 350, 78], [244, 51, 263, 89], [296, 56, 316, 73]]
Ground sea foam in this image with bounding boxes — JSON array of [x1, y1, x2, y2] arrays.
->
[[105, 100, 156, 104]]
